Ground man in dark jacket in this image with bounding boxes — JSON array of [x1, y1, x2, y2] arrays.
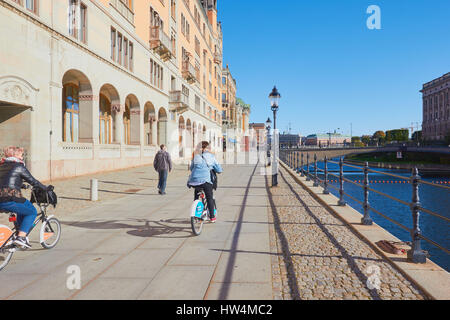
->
[[153, 145, 172, 195], [0, 146, 49, 248]]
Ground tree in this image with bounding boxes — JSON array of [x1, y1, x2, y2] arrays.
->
[[361, 135, 371, 146], [372, 131, 386, 145], [351, 136, 364, 147], [386, 129, 409, 142]]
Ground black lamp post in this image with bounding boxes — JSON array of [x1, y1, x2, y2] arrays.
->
[[269, 86, 281, 187], [266, 117, 272, 167]]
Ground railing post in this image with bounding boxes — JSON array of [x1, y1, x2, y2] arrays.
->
[[296, 152, 300, 173], [306, 153, 311, 181], [301, 153, 305, 177], [313, 154, 319, 187], [323, 156, 329, 194], [338, 157, 346, 206], [361, 162, 373, 225], [407, 167, 427, 263]]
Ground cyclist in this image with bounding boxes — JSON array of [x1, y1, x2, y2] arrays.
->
[[187, 141, 223, 223], [0, 146, 50, 248]]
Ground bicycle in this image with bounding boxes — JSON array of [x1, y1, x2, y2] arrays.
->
[[190, 190, 217, 236], [0, 185, 61, 271]]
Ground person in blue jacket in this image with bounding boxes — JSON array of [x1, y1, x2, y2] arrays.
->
[[187, 141, 223, 222]]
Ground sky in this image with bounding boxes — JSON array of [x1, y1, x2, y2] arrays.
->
[[217, 0, 450, 137]]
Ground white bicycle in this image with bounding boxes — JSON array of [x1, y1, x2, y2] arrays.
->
[[190, 190, 217, 236]]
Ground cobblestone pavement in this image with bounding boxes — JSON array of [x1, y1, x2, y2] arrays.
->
[[0, 165, 190, 224], [268, 167, 427, 300]]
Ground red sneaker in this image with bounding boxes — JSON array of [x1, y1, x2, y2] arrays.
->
[[210, 217, 217, 223]]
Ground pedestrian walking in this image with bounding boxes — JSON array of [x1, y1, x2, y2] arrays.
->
[[153, 144, 172, 195]]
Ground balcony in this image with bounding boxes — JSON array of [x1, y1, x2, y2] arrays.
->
[[214, 51, 222, 65], [182, 60, 197, 84], [169, 91, 189, 114], [150, 26, 172, 61], [110, 0, 134, 25]]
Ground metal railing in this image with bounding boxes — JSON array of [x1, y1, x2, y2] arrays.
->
[[280, 150, 450, 264], [169, 90, 189, 105], [149, 26, 171, 52], [182, 59, 197, 82]]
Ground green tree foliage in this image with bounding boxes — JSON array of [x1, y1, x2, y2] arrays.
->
[[372, 130, 386, 146], [236, 97, 251, 111], [361, 135, 371, 146], [386, 129, 409, 142]]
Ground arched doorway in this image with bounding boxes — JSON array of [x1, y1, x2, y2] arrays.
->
[[99, 84, 120, 144], [157, 108, 168, 146], [62, 70, 93, 143], [124, 94, 140, 145], [144, 102, 156, 146]]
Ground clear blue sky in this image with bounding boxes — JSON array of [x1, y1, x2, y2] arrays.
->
[[218, 0, 450, 137]]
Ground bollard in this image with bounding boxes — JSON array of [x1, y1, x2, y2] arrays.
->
[[301, 153, 305, 177], [407, 168, 427, 263], [90, 179, 98, 201], [323, 156, 330, 194], [306, 153, 311, 181], [338, 157, 346, 206], [361, 162, 373, 225], [313, 154, 319, 187]]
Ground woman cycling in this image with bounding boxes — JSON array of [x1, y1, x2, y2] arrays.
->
[[0, 146, 49, 248], [187, 141, 223, 223]]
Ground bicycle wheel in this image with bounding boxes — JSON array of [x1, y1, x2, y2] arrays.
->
[[190, 200, 205, 236], [0, 225, 15, 271], [40, 217, 61, 249], [0, 247, 14, 271]]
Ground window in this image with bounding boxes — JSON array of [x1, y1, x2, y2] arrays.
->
[[150, 59, 164, 90], [124, 38, 128, 69], [117, 32, 123, 65], [16, 0, 39, 14], [69, 0, 78, 38], [80, 3, 87, 43], [129, 42, 133, 71], [171, 0, 176, 19], [62, 84, 79, 143], [195, 36, 200, 56], [111, 28, 116, 60], [111, 28, 133, 71]]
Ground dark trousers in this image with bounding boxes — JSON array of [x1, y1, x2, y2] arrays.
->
[[158, 170, 168, 193], [194, 183, 216, 219]]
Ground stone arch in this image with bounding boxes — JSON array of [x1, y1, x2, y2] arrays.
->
[[144, 102, 156, 146], [124, 94, 140, 145], [62, 70, 93, 143], [0, 76, 39, 164], [99, 84, 120, 144]]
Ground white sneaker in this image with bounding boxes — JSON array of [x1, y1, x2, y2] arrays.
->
[[13, 236, 31, 249]]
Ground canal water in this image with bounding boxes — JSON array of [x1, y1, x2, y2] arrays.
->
[[300, 160, 450, 272]]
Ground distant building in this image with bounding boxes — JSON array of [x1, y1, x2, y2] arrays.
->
[[280, 134, 301, 148], [305, 133, 351, 147], [249, 123, 266, 148], [421, 72, 450, 141]]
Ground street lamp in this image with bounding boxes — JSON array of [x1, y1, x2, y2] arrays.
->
[[269, 86, 281, 187], [266, 117, 272, 166]]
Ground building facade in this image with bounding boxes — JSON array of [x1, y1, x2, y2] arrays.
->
[[279, 134, 301, 149], [220, 64, 249, 152], [305, 133, 351, 147], [0, 0, 231, 181], [421, 72, 450, 142]]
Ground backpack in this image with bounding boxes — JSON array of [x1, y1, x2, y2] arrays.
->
[[202, 154, 218, 190]]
